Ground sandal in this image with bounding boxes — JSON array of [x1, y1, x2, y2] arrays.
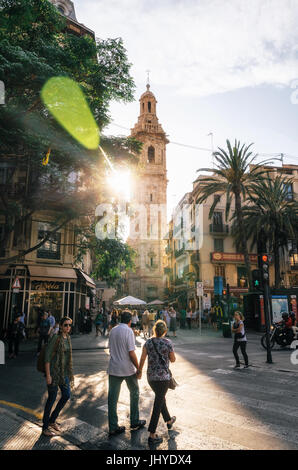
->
[[49, 423, 61, 432], [167, 416, 176, 430], [42, 428, 55, 437]]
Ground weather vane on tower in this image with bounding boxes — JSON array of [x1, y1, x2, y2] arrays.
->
[[146, 69, 150, 90]]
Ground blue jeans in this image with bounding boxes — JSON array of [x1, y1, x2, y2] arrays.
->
[[42, 377, 71, 430]]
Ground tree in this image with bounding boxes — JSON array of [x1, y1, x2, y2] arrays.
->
[[0, 0, 140, 265], [196, 139, 271, 290], [233, 175, 298, 288]]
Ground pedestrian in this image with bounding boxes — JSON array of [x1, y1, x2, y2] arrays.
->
[[48, 311, 56, 337], [141, 310, 150, 339], [107, 310, 146, 436], [148, 309, 156, 337], [95, 311, 103, 337], [210, 307, 217, 331], [102, 311, 108, 337], [6, 314, 25, 359], [137, 320, 176, 446], [179, 308, 186, 329], [42, 316, 74, 436], [231, 311, 250, 369], [169, 307, 177, 337], [131, 310, 139, 331], [186, 309, 192, 330], [19, 312, 27, 339], [37, 312, 51, 354]]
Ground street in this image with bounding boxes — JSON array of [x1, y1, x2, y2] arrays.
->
[[1, 327, 298, 450]]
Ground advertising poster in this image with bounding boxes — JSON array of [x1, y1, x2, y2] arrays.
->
[[271, 295, 288, 323]]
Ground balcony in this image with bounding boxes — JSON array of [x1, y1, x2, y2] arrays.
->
[[209, 224, 229, 235], [174, 247, 186, 258]]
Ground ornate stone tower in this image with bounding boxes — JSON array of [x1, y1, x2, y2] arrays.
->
[[126, 84, 168, 302], [49, 0, 77, 20]]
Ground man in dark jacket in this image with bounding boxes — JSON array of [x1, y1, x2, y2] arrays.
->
[[37, 311, 51, 354], [7, 314, 25, 359]]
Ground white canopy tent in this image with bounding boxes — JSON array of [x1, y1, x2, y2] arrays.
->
[[113, 295, 147, 306], [147, 299, 164, 305]]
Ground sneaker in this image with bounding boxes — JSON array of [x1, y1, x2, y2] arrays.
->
[[131, 420, 146, 431], [108, 426, 125, 437], [148, 435, 163, 445], [233, 364, 240, 369], [167, 416, 176, 430], [243, 364, 251, 369]]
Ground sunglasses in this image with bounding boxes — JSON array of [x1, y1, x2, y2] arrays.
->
[[63, 323, 72, 327]]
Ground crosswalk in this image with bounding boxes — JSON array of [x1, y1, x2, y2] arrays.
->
[[52, 362, 298, 450]]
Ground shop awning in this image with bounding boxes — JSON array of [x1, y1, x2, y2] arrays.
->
[[77, 270, 96, 288], [28, 265, 77, 281]]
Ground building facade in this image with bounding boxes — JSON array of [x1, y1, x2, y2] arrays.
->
[[164, 163, 298, 311], [125, 84, 168, 302]]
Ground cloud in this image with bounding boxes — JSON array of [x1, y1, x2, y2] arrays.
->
[[75, 0, 298, 97]]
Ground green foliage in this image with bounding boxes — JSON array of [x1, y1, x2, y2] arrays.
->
[[0, 0, 140, 266]]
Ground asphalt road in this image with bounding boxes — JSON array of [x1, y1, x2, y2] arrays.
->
[[1, 330, 298, 450]]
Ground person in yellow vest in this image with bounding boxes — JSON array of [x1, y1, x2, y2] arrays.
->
[[148, 310, 156, 337]]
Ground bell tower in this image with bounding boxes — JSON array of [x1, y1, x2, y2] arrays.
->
[[126, 83, 168, 302]]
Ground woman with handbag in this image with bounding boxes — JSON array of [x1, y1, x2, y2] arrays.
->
[[137, 320, 176, 446], [232, 311, 250, 369]]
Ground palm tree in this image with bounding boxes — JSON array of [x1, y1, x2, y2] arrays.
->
[[233, 175, 298, 288], [196, 139, 271, 290]]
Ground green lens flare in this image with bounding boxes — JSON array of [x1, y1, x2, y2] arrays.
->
[[41, 76, 100, 150]]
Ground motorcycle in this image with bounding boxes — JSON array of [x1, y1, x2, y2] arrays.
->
[[261, 322, 295, 350]]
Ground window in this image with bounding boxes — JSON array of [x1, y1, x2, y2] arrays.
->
[[0, 166, 13, 184], [213, 211, 223, 226], [214, 239, 224, 252], [283, 183, 293, 201], [148, 101, 151, 113], [214, 265, 226, 286], [148, 146, 155, 163], [37, 225, 61, 260], [150, 193, 153, 202]]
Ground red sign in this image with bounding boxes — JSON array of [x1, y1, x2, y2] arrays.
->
[[259, 295, 265, 326], [290, 295, 297, 322], [12, 277, 21, 289], [211, 252, 258, 263]]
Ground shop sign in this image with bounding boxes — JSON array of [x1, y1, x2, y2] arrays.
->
[[85, 296, 90, 309], [211, 252, 258, 263], [31, 281, 63, 291]]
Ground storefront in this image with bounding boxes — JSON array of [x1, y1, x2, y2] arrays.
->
[[0, 264, 96, 335]]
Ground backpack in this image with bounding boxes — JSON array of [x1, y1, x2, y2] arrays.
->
[[37, 336, 60, 373]]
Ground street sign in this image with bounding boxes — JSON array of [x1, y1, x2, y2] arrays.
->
[[196, 281, 203, 296], [12, 277, 21, 289], [13, 288, 20, 294]]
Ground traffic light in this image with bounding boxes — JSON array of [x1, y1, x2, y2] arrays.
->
[[252, 269, 262, 290], [261, 254, 270, 284]]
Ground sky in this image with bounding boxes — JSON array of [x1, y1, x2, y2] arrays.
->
[[74, 0, 298, 219]]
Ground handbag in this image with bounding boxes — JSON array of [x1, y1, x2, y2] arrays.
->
[[151, 338, 178, 390]]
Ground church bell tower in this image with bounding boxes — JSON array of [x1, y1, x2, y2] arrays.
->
[[126, 83, 168, 302]]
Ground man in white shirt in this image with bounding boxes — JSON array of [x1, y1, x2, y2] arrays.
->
[[107, 311, 146, 436]]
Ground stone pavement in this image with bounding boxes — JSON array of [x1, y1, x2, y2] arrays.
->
[[1, 325, 298, 451]]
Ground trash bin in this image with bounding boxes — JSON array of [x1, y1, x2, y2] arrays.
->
[[222, 322, 232, 338]]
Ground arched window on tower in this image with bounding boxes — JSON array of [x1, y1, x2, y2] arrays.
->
[[148, 146, 155, 163], [142, 103, 144, 112], [148, 101, 151, 113]]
